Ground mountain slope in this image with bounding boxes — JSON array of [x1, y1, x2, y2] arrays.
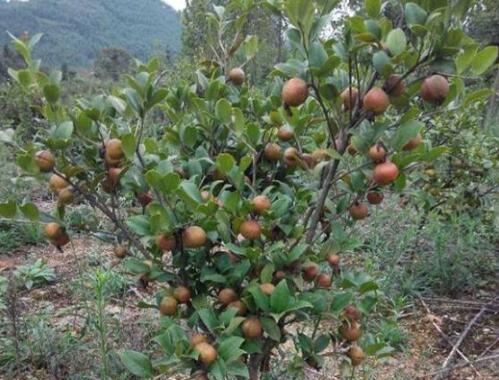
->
[[0, 0, 182, 67]]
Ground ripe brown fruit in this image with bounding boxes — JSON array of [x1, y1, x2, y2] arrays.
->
[[218, 288, 238, 306], [54, 233, 70, 247], [58, 187, 75, 204], [420, 75, 449, 104], [303, 263, 319, 281], [373, 161, 399, 186], [228, 67, 245, 85], [49, 175, 70, 193], [240, 220, 261, 240], [137, 192, 153, 207], [195, 342, 218, 366], [252, 195, 271, 215], [259, 283, 275, 296], [403, 133, 423, 151], [190, 333, 208, 347], [283, 147, 299, 168], [363, 87, 390, 114], [311, 149, 329, 163], [183, 226, 207, 248], [347, 346, 365, 366], [173, 286, 192, 304], [228, 300, 247, 316], [274, 270, 286, 281], [341, 87, 359, 110], [156, 234, 176, 252], [107, 167, 123, 188], [368, 145, 386, 162], [159, 296, 178, 316], [302, 153, 316, 169], [35, 150, 55, 172], [44, 222, 63, 240], [367, 191, 384, 205], [277, 125, 294, 141], [242, 317, 263, 339], [264, 143, 281, 161], [316, 273, 332, 288], [339, 321, 362, 342], [282, 77, 309, 107], [105, 138, 124, 160], [383, 74, 405, 97], [349, 202, 368, 220], [327, 253, 340, 266], [344, 305, 361, 321], [104, 151, 122, 168], [114, 245, 127, 258]]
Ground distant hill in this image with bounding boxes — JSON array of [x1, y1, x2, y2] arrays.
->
[[0, 0, 182, 68]]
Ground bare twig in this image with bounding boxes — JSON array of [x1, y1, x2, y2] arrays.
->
[[430, 354, 499, 377]]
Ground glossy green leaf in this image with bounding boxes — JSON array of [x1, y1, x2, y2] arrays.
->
[[386, 28, 407, 56], [471, 46, 498, 75], [120, 350, 153, 378]]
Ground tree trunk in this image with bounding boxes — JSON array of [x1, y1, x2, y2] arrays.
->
[[248, 353, 262, 380]]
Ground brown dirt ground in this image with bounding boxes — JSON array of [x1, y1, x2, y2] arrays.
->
[[1, 236, 497, 380]]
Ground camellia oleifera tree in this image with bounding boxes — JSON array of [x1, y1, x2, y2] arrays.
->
[[1, 0, 497, 379]]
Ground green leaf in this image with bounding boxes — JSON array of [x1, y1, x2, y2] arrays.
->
[[216, 153, 235, 174], [0, 128, 15, 144], [365, 0, 381, 18], [179, 181, 202, 205], [471, 46, 498, 75], [405, 3, 428, 25], [198, 308, 219, 332], [52, 121, 74, 141], [121, 133, 136, 159], [261, 317, 281, 341], [126, 215, 150, 236], [386, 28, 407, 56], [464, 89, 494, 107], [226, 361, 250, 378], [19, 203, 39, 221], [0, 201, 17, 218], [120, 350, 153, 378], [215, 99, 232, 124], [455, 45, 477, 74], [309, 42, 328, 70], [107, 95, 127, 114], [260, 264, 275, 284], [270, 280, 291, 313], [372, 51, 392, 75], [331, 292, 353, 314], [218, 336, 246, 363], [43, 84, 60, 104]]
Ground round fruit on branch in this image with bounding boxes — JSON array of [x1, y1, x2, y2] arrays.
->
[[282, 77, 309, 107], [228, 67, 245, 85], [35, 150, 55, 172]]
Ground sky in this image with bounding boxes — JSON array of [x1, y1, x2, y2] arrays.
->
[[163, 0, 186, 10]]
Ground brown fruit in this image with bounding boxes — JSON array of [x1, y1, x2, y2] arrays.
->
[[349, 203, 368, 220], [242, 317, 263, 339], [190, 333, 208, 347], [420, 75, 449, 104], [173, 286, 192, 304], [282, 77, 309, 107], [49, 174, 70, 193], [228, 300, 247, 316], [264, 143, 281, 161], [344, 305, 361, 321], [303, 263, 319, 281], [156, 234, 176, 252], [137, 192, 153, 207], [274, 270, 286, 281], [327, 253, 340, 266], [277, 125, 295, 141], [316, 273, 332, 288], [183, 226, 207, 248], [159, 296, 178, 316], [383, 74, 405, 97], [35, 150, 55, 172], [107, 167, 123, 187], [195, 342, 218, 366], [373, 161, 399, 186], [347, 144, 358, 156], [228, 67, 245, 85], [283, 147, 299, 168], [311, 149, 329, 163], [58, 187, 75, 204], [104, 151, 122, 168], [363, 87, 390, 114], [44, 222, 63, 239], [366, 191, 384, 205], [252, 195, 271, 215], [339, 321, 362, 341], [368, 144, 386, 162], [302, 153, 316, 169], [340, 87, 359, 110], [347, 346, 365, 366], [54, 233, 70, 247], [114, 245, 127, 258], [218, 288, 238, 306], [240, 220, 261, 240], [403, 133, 422, 151], [105, 138, 124, 160], [259, 283, 275, 296]]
